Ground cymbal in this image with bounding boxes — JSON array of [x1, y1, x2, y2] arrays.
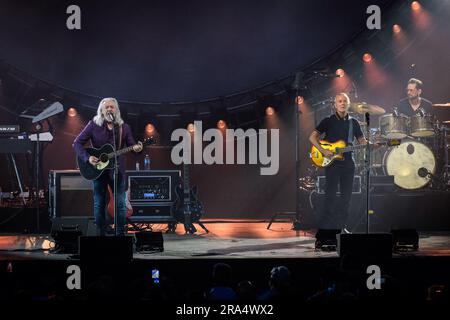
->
[[433, 103, 450, 108], [349, 102, 386, 115]]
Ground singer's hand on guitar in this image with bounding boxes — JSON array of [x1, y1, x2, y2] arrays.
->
[[89, 156, 99, 165], [133, 141, 143, 153], [321, 148, 334, 158]]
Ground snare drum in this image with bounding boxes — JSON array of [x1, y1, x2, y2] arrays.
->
[[379, 113, 408, 139], [410, 114, 435, 137]]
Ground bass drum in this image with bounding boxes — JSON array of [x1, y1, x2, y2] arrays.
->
[[384, 141, 436, 189]]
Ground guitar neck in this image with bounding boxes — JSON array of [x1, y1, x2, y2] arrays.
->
[[183, 164, 191, 201], [337, 144, 366, 153], [337, 142, 385, 154], [107, 145, 135, 159]]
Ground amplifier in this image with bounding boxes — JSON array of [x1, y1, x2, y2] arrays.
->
[[316, 175, 361, 194], [129, 174, 173, 202], [49, 170, 93, 218], [49, 170, 182, 221], [126, 170, 181, 222]]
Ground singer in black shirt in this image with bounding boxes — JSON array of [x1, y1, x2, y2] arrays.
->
[[395, 78, 433, 116]]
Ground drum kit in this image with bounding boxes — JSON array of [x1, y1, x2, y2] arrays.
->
[[350, 102, 450, 190]]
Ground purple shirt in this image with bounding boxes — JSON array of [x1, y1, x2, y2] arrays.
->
[[73, 120, 137, 178]]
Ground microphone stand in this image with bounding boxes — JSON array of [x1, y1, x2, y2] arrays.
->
[[35, 122, 42, 232], [293, 73, 302, 231], [110, 116, 120, 236], [420, 168, 446, 190], [364, 113, 371, 234]]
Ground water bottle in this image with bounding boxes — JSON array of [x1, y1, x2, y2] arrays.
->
[[135, 161, 140, 171], [144, 154, 151, 170]]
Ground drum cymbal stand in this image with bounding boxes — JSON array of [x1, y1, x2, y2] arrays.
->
[[441, 126, 450, 189], [364, 112, 371, 234]]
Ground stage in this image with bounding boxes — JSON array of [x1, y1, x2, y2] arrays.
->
[[2, 221, 450, 260], [1, 221, 450, 303]]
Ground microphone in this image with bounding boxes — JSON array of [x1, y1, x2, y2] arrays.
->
[[393, 107, 399, 117], [106, 111, 115, 122], [418, 107, 426, 117], [365, 112, 370, 126], [418, 167, 429, 178]]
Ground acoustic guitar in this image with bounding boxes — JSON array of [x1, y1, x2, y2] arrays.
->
[[77, 137, 154, 180]]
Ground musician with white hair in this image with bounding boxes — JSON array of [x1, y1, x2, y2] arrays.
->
[[73, 98, 142, 236], [309, 93, 366, 235]]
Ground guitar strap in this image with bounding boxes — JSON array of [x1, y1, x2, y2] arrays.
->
[[118, 125, 123, 149], [347, 117, 354, 145]]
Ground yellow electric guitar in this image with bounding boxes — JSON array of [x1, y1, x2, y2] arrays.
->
[[310, 139, 400, 168]]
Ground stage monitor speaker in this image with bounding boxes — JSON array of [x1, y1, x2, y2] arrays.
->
[[50, 217, 96, 253], [49, 170, 93, 218], [337, 233, 392, 260], [51, 217, 96, 235], [391, 229, 419, 252], [315, 229, 341, 251], [79, 236, 134, 262], [134, 231, 164, 252]]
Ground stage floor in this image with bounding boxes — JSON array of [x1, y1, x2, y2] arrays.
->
[[1, 220, 450, 261]]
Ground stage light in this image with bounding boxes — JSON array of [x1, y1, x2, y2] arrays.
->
[[265, 106, 275, 116], [392, 24, 402, 34], [335, 68, 345, 78], [363, 53, 373, 63], [411, 1, 421, 11], [187, 123, 195, 133], [296, 96, 304, 105], [67, 107, 77, 117], [217, 120, 226, 129], [145, 123, 155, 134]]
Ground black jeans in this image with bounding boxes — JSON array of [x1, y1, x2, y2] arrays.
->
[[319, 162, 355, 230]]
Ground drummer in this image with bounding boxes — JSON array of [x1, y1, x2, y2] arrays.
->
[[395, 78, 433, 116]]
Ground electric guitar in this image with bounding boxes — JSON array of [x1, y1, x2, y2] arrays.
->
[[172, 164, 203, 234], [77, 137, 155, 180], [310, 139, 400, 168], [107, 186, 133, 218]]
